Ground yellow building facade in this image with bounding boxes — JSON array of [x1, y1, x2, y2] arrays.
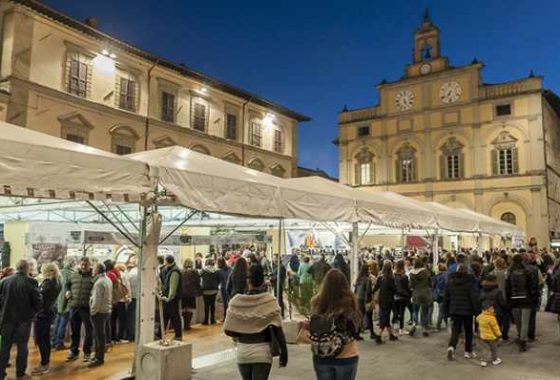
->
[[0, 0, 309, 178], [338, 12, 560, 248]]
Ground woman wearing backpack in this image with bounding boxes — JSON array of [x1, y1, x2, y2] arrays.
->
[[308, 268, 360, 380], [200, 259, 220, 325], [224, 264, 287, 380]]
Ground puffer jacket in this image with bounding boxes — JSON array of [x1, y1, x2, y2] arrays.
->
[[432, 272, 448, 302], [181, 268, 202, 298], [66, 269, 94, 309], [394, 273, 411, 301], [443, 271, 479, 317], [506, 266, 538, 309], [410, 268, 433, 305], [480, 282, 506, 316], [476, 310, 502, 340]]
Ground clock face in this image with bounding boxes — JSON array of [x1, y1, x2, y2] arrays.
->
[[395, 90, 415, 111], [420, 63, 432, 75], [440, 81, 462, 104]]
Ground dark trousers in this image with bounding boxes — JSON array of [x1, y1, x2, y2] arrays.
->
[[393, 299, 408, 330], [53, 312, 69, 348], [34, 313, 55, 366], [163, 300, 182, 339], [449, 315, 473, 353], [499, 312, 511, 340], [69, 307, 93, 355], [528, 305, 537, 340], [238, 363, 272, 380], [126, 298, 137, 341], [110, 302, 127, 341], [0, 321, 32, 378], [203, 294, 217, 324], [92, 313, 109, 363], [313, 357, 359, 380]]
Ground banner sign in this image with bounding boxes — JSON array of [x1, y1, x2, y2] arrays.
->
[[162, 234, 272, 246], [286, 229, 349, 253]]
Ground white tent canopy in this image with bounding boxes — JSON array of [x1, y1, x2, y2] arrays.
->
[[0, 121, 151, 202]]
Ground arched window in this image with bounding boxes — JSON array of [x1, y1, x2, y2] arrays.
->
[[395, 143, 416, 183], [271, 164, 286, 178], [58, 112, 93, 145], [248, 158, 265, 172], [501, 212, 517, 225], [190, 144, 210, 155], [491, 131, 519, 176], [354, 147, 374, 185], [110, 125, 138, 155], [440, 137, 464, 180]]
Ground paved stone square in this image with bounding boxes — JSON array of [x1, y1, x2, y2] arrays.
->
[[194, 312, 560, 380]]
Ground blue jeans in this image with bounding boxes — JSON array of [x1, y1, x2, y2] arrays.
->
[[313, 357, 358, 380], [53, 312, 69, 348], [0, 321, 32, 378]]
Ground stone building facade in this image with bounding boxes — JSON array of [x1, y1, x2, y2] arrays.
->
[[0, 0, 309, 178], [338, 12, 560, 247]]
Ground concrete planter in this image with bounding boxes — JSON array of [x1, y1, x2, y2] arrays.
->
[[282, 319, 311, 345]]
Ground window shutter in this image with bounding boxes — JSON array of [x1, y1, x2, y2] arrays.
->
[[491, 149, 498, 175], [355, 163, 361, 185], [369, 162, 374, 184], [439, 155, 446, 180], [459, 152, 465, 178], [512, 147, 519, 174], [395, 159, 400, 183], [412, 160, 416, 182], [79, 62, 87, 96]]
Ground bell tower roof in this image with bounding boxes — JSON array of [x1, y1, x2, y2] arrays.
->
[[413, 8, 441, 63]]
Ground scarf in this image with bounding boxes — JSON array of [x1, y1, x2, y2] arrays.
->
[[223, 291, 282, 334]]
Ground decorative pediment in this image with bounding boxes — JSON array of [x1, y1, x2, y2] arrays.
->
[[270, 164, 286, 178], [57, 112, 94, 130], [492, 131, 517, 147], [190, 144, 210, 155], [153, 136, 177, 149], [248, 158, 265, 172], [223, 152, 241, 165], [397, 142, 416, 159], [355, 147, 374, 163], [440, 137, 464, 154]]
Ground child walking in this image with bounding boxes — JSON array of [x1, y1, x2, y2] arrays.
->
[[476, 302, 503, 367]]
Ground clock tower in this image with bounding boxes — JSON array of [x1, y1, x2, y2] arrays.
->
[[405, 9, 449, 78]]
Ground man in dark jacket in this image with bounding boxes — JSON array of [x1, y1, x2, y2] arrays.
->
[[444, 264, 480, 361], [160, 255, 182, 340], [506, 253, 538, 352], [65, 257, 95, 362], [308, 254, 331, 285], [0, 259, 42, 379]]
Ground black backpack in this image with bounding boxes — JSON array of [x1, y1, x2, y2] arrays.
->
[[309, 314, 345, 359], [201, 270, 219, 291]]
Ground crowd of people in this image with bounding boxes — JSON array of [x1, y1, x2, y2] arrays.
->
[[1, 243, 560, 380]]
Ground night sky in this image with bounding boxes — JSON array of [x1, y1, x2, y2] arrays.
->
[[43, 0, 560, 177]]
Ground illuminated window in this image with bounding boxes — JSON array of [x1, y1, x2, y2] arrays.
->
[[354, 148, 374, 185], [440, 137, 464, 180], [501, 212, 516, 225], [396, 143, 416, 183]]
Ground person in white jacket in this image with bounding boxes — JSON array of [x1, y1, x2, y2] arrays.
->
[[89, 263, 112, 367]]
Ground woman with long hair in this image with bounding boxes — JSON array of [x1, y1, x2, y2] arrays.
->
[[392, 260, 410, 335], [372, 260, 398, 343], [32, 262, 62, 374], [354, 264, 373, 340], [332, 254, 351, 283], [227, 257, 249, 299], [309, 269, 360, 380]]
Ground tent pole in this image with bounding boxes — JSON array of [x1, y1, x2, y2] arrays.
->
[[351, 222, 359, 285], [477, 233, 483, 257], [277, 219, 283, 307], [432, 229, 439, 269]]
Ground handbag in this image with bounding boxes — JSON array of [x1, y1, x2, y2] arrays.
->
[[268, 325, 281, 357]]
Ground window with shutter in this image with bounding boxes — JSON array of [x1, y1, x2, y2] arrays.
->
[[68, 59, 88, 97], [226, 113, 237, 140], [161, 91, 175, 122], [396, 143, 416, 183], [119, 78, 137, 111], [491, 131, 518, 176], [250, 122, 262, 147], [354, 147, 374, 185], [193, 103, 207, 132], [440, 137, 463, 180], [274, 130, 284, 153]]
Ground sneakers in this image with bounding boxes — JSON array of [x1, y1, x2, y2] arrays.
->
[[422, 331, 429, 337], [83, 353, 92, 362], [31, 364, 49, 374], [65, 353, 79, 362], [480, 360, 488, 367], [492, 358, 502, 366], [464, 351, 477, 359], [88, 358, 104, 367], [389, 334, 398, 341]]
